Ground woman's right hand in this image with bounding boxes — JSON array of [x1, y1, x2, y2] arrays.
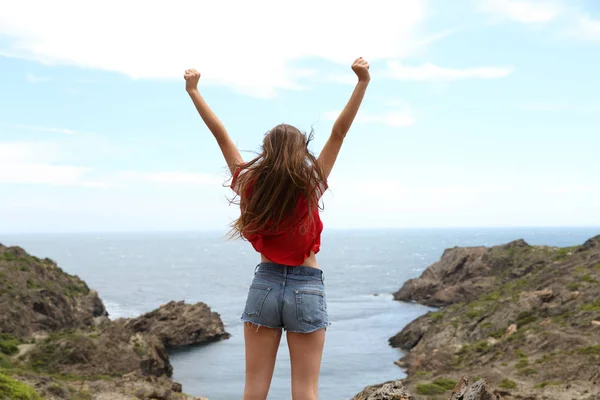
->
[[351, 57, 370, 83]]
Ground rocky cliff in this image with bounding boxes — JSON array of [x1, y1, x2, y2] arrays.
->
[[0, 244, 108, 339], [0, 243, 229, 400], [385, 236, 600, 400]]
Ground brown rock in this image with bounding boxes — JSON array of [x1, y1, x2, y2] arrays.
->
[[504, 323, 517, 339], [123, 300, 230, 348], [17, 372, 205, 400], [352, 376, 501, 400], [22, 322, 172, 378], [393, 246, 489, 307], [386, 236, 600, 400], [0, 244, 109, 339], [448, 378, 498, 400], [389, 317, 431, 350], [352, 380, 411, 400], [1, 243, 219, 400]]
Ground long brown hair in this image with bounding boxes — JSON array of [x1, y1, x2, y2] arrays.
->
[[229, 124, 326, 238]]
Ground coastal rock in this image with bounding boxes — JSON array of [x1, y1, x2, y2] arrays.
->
[[392, 239, 560, 307], [13, 372, 208, 400], [447, 377, 497, 400], [20, 318, 172, 378], [352, 376, 500, 400], [0, 243, 109, 339], [388, 317, 431, 350], [0, 243, 228, 400], [123, 300, 230, 347], [392, 246, 489, 307], [576, 234, 600, 253], [352, 380, 410, 400], [387, 237, 600, 400]]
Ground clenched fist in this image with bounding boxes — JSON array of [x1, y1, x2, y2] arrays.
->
[[184, 69, 201, 92], [351, 57, 370, 83]]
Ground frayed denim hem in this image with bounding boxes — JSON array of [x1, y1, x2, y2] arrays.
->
[[241, 317, 283, 331]]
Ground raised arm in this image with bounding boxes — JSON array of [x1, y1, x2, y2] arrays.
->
[[184, 69, 243, 174], [317, 58, 370, 180]]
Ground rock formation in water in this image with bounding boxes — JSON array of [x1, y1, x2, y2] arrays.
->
[[0, 242, 228, 399], [382, 235, 600, 400], [123, 300, 231, 348]]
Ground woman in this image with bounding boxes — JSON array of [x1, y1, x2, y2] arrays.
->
[[184, 57, 370, 400]]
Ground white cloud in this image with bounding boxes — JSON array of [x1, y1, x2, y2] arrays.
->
[[0, 141, 94, 185], [478, 0, 562, 24], [14, 124, 79, 135], [113, 171, 223, 187], [325, 102, 415, 127], [25, 73, 52, 83], [0, 0, 432, 97], [520, 102, 573, 111], [567, 15, 600, 41], [322, 175, 600, 228], [0, 163, 94, 186], [386, 61, 514, 81], [520, 101, 600, 112], [0, 141, 221, 187]]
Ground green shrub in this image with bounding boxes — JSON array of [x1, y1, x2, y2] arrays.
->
[[432, 378, 457, 390], [516, 310, 537, 327], [534, 381, 561, 389], [0, 335, 19, 356], [416, 383, 446, 395], [577, 345, 600, 355], [536, 353, 555, 364], [581, 300, 600, 312], [482, 291, 501, 301], [554, 247, 575, 260], [0, 252, 17, 262], [499, 379, 517, 389], [473, 341, 490, 353], [567, 283, 580, 291], [581, 274, 598, 283], [0, 373, 42, 400], [519, 368, 537, 376], [429, 311, 445, 321], [0, 354, 12, 369], [515, 358, 529, 369]]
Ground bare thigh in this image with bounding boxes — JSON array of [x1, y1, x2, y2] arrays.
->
[[243, 323, 282, 400], [287, 329, 326, 400]]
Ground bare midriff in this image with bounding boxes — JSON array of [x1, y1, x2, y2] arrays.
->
[[260, 251, 320, 269]]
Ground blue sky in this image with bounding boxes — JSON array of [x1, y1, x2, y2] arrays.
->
[[1, 0, 599, 233]]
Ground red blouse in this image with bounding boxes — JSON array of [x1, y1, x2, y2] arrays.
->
[[231, 166, 327, 266]]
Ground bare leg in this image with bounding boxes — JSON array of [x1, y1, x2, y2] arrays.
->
[[243, 323, 282, 400], [287, 329, 326, 400]]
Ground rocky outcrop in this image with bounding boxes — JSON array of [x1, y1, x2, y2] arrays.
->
[[123, 300, 230, 348], [392, 239, 556, 307], [352, 376, 499, 400], [352, 380, 410, 399], [0, 243, 229, 399], [10, 371, 208, 400], [388, 236, 600, 399], [0, 243, 108, 339], [20, 322, 172, 378]]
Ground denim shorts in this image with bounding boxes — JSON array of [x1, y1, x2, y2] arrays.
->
[[241, 262, 330, 333]]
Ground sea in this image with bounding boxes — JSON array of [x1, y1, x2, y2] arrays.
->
[[2, 228, 598, 399]]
